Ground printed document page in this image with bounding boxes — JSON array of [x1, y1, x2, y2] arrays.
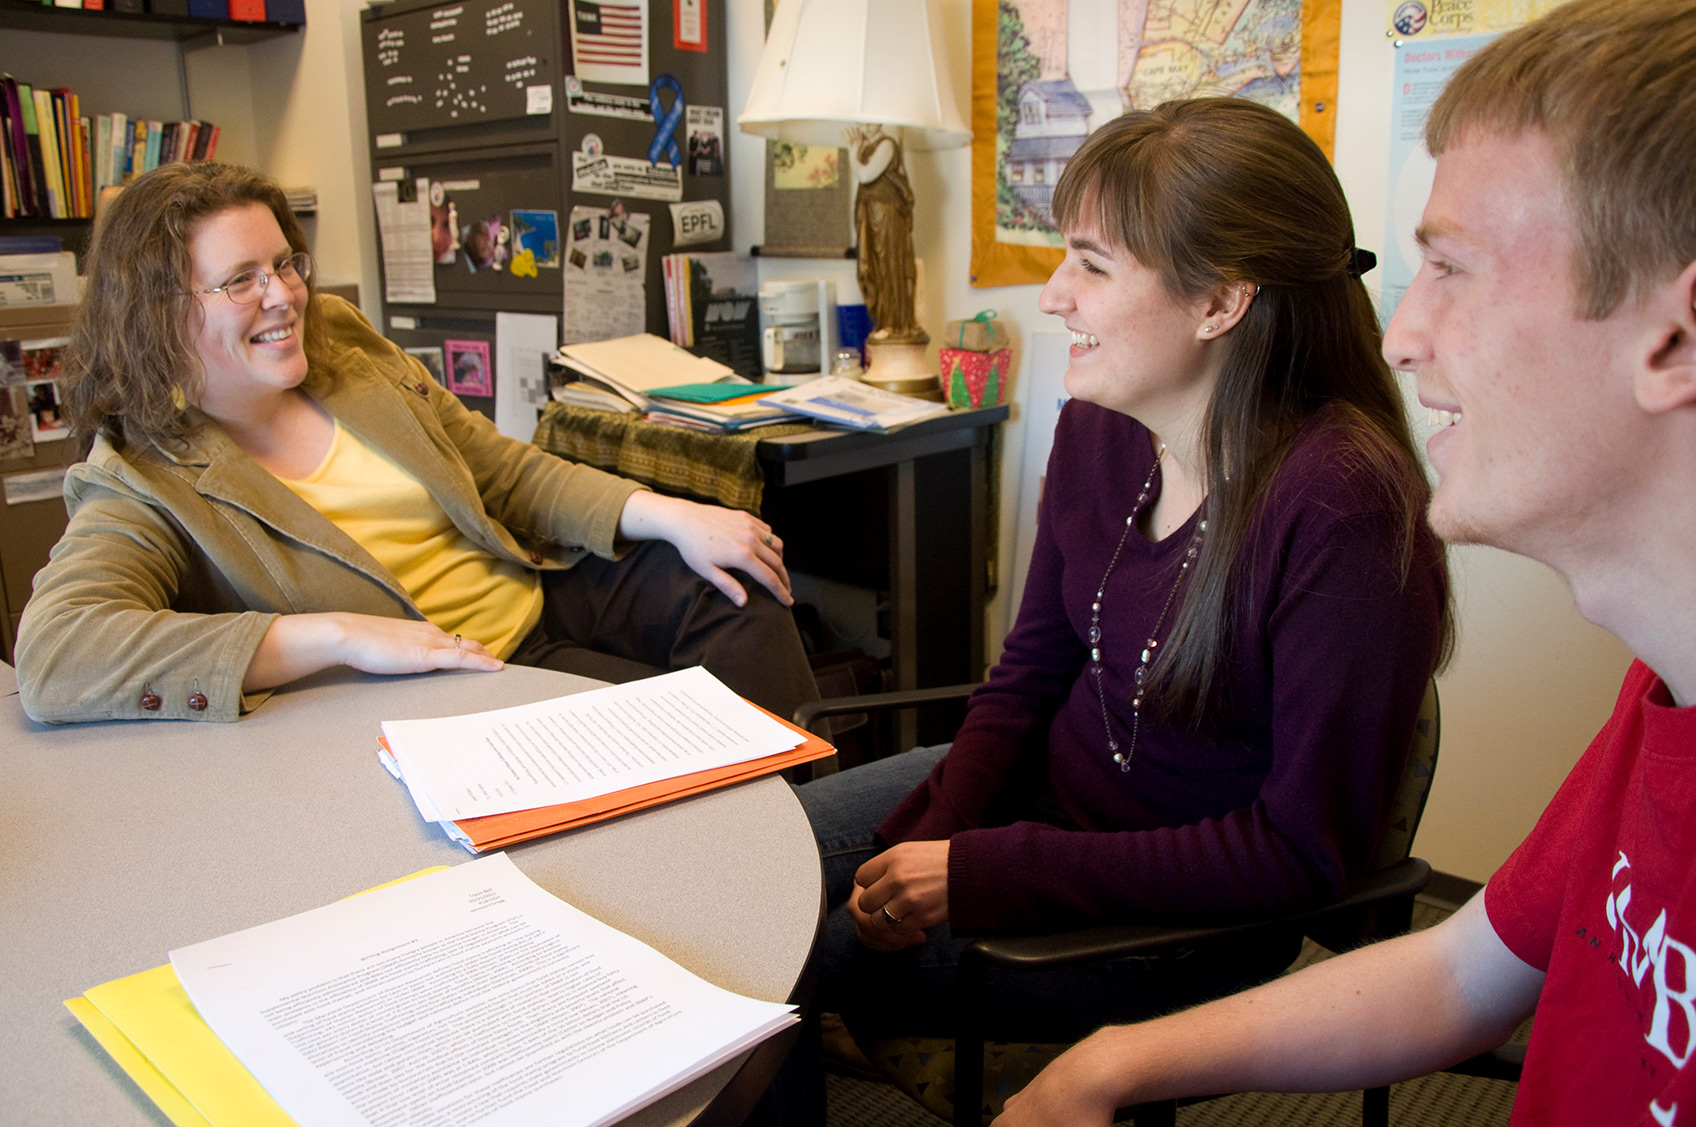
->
[[170, 854, 796, 1127], [382, 666, 801, 821]]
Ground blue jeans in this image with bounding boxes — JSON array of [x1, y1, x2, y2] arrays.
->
[[791, 747, 1299, 1042]]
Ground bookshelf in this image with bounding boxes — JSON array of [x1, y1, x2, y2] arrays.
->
[[0, 0, 300, 45], [0, 0, 303, 256]]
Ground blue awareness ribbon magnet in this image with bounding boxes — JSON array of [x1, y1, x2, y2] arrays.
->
[[648, 74, 684, 169]]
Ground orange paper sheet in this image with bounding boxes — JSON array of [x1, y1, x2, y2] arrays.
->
[[387, 707, 835, 852]]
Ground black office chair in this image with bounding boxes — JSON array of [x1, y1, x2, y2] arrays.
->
[[795, 680, 1443, 1127]]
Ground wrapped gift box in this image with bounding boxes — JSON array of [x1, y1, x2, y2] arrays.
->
[[940, 346, 1010, 410]]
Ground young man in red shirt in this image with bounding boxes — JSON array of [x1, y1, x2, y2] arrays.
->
[[996, 1, 1696, 1123]]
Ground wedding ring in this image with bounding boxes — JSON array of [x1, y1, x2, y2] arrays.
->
[[762, 531, 774, 547], [880, 906, 903, 928], [453, 634, 463, 651]]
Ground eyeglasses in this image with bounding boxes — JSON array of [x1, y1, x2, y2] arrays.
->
[[192, 252, 313, 304]]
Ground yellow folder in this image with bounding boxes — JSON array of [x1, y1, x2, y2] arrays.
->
[[65, 867, 448, 1126]]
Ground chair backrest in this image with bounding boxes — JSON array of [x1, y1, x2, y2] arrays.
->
[[1370, 679, 1442, 870]]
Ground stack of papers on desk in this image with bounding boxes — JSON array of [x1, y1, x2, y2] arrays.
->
[[644, 382, 807, 433], [756, 376, 951, 433], [552, 333, 741, 413], [379, 666, 835, 852], [68, 856, 798, 1127]]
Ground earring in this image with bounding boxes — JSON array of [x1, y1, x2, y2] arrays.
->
[[1202, 324, 1217, 335]]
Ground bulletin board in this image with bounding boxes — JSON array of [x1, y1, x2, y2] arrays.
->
[[361, 0, 734, 340], [970, 0, 1343, 289]]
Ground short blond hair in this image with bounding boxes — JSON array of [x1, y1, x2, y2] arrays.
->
[[1427, 0, 1696, 318]]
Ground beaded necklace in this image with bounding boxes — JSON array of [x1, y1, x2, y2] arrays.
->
[[1088, 446, 1208, 771]]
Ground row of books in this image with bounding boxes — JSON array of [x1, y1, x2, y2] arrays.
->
[[32, 0, 303, 19], [2, 75, 219, 220], [660, 251, 763, 381]]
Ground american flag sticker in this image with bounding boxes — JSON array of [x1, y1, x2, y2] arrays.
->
[[570, 0, 650, 86]]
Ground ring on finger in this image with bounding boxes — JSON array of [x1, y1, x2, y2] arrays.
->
[[762, 531, 774, 547], [454, 634, 463, 652], [880, 905, 903, 927]]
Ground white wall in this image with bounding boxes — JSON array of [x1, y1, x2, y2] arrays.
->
[[727, 0, 1633, 883], [238, 0, 383, 324]]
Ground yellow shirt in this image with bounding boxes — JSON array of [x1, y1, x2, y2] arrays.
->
[[279, 421, 542, 659]]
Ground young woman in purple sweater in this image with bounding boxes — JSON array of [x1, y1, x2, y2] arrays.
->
[[793, 98, 1451, 1067]]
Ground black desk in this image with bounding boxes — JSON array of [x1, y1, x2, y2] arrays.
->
[[533, 404, 1008, 747], [755, 407, 1008, 746]]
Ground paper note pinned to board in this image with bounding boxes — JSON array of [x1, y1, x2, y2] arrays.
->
[[371, 179, 436, 305], [494, 311, 560, 442]]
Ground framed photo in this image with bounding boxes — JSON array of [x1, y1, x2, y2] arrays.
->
[[404, 346, 447, 384], [443, 340, 493, 398]]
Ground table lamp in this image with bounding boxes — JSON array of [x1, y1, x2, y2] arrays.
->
[[737, 0, 971, 395]]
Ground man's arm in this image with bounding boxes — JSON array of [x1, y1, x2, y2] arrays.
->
[[994, 891, 1543, 1126]]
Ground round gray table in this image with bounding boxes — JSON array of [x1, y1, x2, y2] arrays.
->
[[0, 663, 822, 1126]]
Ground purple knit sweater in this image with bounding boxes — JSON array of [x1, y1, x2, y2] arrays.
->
[[879, 400, 1447, 935]]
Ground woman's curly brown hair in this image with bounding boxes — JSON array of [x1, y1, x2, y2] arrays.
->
[[61, 162, 325, 451]]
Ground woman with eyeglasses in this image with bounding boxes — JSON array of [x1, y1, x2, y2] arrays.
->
[[15, 162, 816, 724]]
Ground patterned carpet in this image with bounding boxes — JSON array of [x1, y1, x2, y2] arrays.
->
[[823, 897, 1524, 1127]]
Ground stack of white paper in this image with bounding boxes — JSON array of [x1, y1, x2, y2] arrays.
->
[[380, 667, 804, 846], [171, 854, 798, 1127]]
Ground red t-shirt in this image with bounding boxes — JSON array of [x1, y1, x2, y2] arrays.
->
[[1487, 660, 1696, 1125]]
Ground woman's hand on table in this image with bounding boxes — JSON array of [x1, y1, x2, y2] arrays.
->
[[616, 491, 792, 607], [242, 612, 503, 692], [850, 840, 950, 951]]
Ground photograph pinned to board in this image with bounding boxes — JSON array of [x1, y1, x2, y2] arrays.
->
[[404, 346, 447, 385], [19, 338, 67, 384], [568, 0, 649, 85], [687, 106, 723, 176], [444, 339, 493, 398], [0, 386, 33, 461], [428, 181, 458, 265], [27, 379, 69, 442], [562, 202, 650, 344], [461, 212, 510, 273], [511, 208, 561, 275]]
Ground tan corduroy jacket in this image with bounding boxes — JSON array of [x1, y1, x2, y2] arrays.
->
[[16, 295, 644, 724]]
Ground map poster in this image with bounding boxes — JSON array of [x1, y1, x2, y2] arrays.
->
[[970, 0, 1342, 288]]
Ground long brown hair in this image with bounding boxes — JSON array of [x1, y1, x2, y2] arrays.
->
[[1051, 98, 1451, 728], [62, 162, 324, 451]]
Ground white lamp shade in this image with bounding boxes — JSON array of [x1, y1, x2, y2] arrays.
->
[[737, 0, 971, 152]]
